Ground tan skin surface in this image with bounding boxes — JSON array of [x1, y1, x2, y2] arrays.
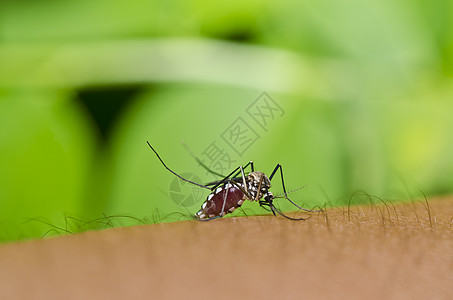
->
[[0, 198, 452, 299]]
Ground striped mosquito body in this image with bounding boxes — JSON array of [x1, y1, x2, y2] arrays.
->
[[196, 182, 246, 219], [147, 141, 321, 221], [196, 171, 274, 219]]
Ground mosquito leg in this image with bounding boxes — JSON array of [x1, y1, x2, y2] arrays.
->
[[268, 163, 280, 181], [240, 166, 249, 195], [272, 206, 308, 220], [181, 140, 226, 178], [230, 179, 253, 201], [269, 163, 321, 212], [182, 141, 254, 180], [219, 162, 254, 200], [260, 198, 307, 220], [259, 199, 275, 215], [269, 204, 277, 216], [254, 174, 265, 201], [146, 141, 211, 190], [219, 181, 230, 217], [232, 161, 254, 179], [207, 161, 254, 191], [208, 166, 242, 191], [229, 180, 252, 200], [269, 164, 302, 209]]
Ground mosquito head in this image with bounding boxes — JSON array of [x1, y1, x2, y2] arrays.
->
[[264, 192, 274, 203]]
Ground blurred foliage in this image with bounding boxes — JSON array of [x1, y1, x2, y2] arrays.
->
[[1, 0, 452, 242]]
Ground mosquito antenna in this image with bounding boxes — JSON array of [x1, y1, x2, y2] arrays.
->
[[274, 185, 308, 198], [273, 184, 323, 213], [146, 141, 211, 190], [181, 140, 226, 178]]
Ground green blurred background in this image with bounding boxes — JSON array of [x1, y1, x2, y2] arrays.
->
[[1, 0, 452, 242]]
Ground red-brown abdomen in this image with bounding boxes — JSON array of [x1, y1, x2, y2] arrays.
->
[[196, 184, 245, 219]]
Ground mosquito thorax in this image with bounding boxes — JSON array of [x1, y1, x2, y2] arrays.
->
[[247, 171, 272, 187], [247, 171, 272, 201]]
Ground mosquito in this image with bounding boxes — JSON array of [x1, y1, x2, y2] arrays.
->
[[147, 141, 321, 221]]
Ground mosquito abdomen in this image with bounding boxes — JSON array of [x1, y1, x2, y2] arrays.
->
[[195, 184, 246, 219]]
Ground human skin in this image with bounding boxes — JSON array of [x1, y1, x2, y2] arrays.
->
[[0, 198, 452, 299]]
